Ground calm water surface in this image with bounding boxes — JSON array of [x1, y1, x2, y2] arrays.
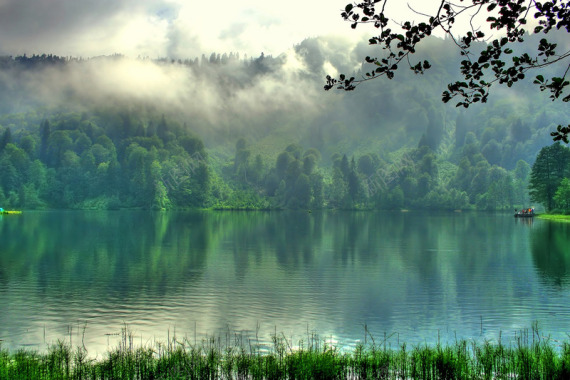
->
[[1, 210, 569, 357]]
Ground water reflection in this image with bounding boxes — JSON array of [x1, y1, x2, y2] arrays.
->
[[1, 211, 569, 356], [531, 221, 570, 288], [0, 211, 211, 293]]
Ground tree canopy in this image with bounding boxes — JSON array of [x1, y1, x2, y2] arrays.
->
[[529, 142, 570, 210], [325, 0, 570, 142], [0, 47, 561, 212]]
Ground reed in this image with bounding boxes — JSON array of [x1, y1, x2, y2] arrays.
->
[[2, 324, 570, 379]]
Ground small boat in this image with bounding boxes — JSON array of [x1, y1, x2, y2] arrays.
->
[[514, 208, 534, 218]]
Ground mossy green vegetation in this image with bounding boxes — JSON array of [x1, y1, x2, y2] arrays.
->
[[537, 214, 570, 222], [3, 325, 570, 379]]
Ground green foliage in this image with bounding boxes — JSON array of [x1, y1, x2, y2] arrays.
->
[[0, 110, 213, 210], [0, 34, 565, 212], [245, 144, 326, 209], [554, 178, 570, 210], [328, 0, 570, 142], [0, 99, 556, 212], [0, 127, 11, 151], [529, 143, 570, 211]]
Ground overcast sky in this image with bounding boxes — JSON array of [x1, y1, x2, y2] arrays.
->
[[0, 0, 347, 58], [0, 0, 439, 59]]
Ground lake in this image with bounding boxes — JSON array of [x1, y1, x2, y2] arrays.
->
[[1, 210, 569, 357]]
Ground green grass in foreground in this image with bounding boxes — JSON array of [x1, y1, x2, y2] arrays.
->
[[2, 325, 570, 379], [537, 214, 570, 222]]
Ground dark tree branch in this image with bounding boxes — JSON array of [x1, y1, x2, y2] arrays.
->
[[326, 0, 570, 141]]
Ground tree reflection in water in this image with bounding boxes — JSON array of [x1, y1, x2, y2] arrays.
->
[[531, 221, 570, 288]]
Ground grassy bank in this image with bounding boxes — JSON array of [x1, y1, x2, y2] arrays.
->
[[537, 214, 570, 222], [3, 326, 570, 379]]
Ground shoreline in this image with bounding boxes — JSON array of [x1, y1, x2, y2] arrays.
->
[[537, 214, 570, 222], [2, 325, 570, 379]]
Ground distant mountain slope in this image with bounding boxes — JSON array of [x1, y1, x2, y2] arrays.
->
[[0, 32, 567, 210]]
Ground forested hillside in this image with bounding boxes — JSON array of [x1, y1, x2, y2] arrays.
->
[[0, 110, 209, 209], [0, 32, 568, 210]]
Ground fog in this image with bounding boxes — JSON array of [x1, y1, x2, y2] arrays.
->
[[0, 34, 367, 138], [0, 0, 363, 59], [0, 27, 568, 159]]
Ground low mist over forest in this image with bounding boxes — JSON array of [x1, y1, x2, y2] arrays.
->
[[0, 31, 568, 210]]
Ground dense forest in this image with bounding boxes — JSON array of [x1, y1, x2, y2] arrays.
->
[[0, 32, 568, 211]]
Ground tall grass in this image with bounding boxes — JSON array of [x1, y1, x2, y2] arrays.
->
[[2, 323, 570, 379]]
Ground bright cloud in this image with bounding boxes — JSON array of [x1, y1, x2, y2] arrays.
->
[[0, 0, 367, 58], [0, 0, 517, 60]]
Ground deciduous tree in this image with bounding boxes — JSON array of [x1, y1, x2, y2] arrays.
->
[[553, 177, 570, 209], [326, 0, 570, 141]]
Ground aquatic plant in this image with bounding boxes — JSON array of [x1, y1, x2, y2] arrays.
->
[[2, 324, 570, 379]]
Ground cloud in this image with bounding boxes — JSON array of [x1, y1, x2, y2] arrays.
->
[[0, 0, 361, 60], [0, 0, 522, 61], [2, 45, 346, 132], [0, 0, 176, 57]]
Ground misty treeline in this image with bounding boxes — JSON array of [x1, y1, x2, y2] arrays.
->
[[0, 108, 538, 211], [0, 32, 568, 211], [0, 51, 263, 72], [225, 134, 533, 211]]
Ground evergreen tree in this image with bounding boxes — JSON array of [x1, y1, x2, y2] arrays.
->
[[234, 138, 250, 183], [292, 173, 311, 209], [357, 154, 376, 177], [0, 127, 11, 152], [250, 154, 265, 185], [513, 160, 531, 207], [529, 143, 570, 211], [311, 172, 324, 209], [39, 120, 50, 161]]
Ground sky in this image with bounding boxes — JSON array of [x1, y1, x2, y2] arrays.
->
[[0, 0, 434, 59], [0, 0, 351, 58], [2, 0, 554, 135]]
